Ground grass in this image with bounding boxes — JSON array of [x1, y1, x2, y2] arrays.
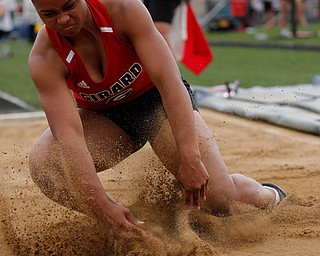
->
[[1, 24, 320, 109], [0, 40, 39, 107], [180, 22, 320, 87], [179, 46, 320, 87], [206, 23, 320, 45]]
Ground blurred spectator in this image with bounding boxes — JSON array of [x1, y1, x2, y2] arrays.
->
[[143, 0, 183, 52], [23, 0, 40, 42], [8, 0, 17, 20], [0, 0, 14, 39], [310, 0, 320, 18], [279, 0, 309, 38], [0, 0, 14, 57], [296, 0, 309, 28], [144, 0, 213, 73], [262, 0, 280, 28], [278, 0, 291, 37], [230, 0, 250, 30]]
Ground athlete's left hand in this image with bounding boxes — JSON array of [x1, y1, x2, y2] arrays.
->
[[178, 160, 209, 210]]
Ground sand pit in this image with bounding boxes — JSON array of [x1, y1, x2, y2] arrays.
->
[[1, 109, 319, 255]]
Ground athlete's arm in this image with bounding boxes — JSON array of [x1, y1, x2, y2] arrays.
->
[[108, 0, 209, 208], [28, 27, 144, 234]]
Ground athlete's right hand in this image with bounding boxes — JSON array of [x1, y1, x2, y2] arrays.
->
[[101, 202, 145, 239]]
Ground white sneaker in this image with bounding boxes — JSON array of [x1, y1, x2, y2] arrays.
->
[[280, 28, 292, 38]]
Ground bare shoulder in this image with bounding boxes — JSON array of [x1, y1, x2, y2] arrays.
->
[[99, 0, 138, 10], [100, 0, 153, 39], [100, 0, 149, 22], [29, 26, 59, 67], [29, 26, 68, 86]]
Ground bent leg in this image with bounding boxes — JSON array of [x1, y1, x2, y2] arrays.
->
[[29, 109, 134, 215], [150, 111, 276, 215]]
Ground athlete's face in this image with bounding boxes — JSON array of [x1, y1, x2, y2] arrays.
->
[[32, 0, 88, 36]]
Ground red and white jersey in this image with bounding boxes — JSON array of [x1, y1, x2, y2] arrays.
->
[[45, 0, 154, 109]]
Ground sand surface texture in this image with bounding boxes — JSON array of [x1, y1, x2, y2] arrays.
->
[[1, 109, 319, 255]]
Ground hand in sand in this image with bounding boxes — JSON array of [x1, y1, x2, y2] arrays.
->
[[178, 160, 209, 210], [102, 195, 145, 239]]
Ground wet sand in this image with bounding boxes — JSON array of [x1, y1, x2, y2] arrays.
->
[[1, 109, 319, 255]]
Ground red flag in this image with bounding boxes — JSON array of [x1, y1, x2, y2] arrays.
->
[[170, 3, 213, 75]]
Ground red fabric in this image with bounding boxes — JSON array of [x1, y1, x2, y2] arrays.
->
[[181, 3, 213, 75], [231, 0, 248, 17], [45, 0, 154, 109]]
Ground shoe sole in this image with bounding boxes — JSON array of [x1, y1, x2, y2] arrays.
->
[[261, 182, 287, 201]]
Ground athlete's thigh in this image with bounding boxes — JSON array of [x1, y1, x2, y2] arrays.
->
[[78, 108, 134, 171], [150, 117, 180, 177], [150, 111, 230, 184], [31, 109, 134, 173], [192, 111, 229, 181]]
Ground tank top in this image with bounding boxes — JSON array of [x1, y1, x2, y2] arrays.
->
[[45, 0, 154, 109]]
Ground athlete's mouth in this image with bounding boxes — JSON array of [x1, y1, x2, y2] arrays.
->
[[60, 24, 76, 32]]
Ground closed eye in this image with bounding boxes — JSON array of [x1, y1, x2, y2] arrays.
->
[[39, 0, 77, 18], [63, 0, 77, 12], [41, 11, 57, 18]]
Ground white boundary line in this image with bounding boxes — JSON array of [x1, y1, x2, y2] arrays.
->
[[0, 91, 36, 111], [0, 111, 45, 121]]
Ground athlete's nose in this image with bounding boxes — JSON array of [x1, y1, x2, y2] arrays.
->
[[57, 13, 70, 25]]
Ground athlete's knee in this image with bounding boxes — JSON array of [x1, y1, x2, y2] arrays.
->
[[206, 193, 233, 215], [205, 174, 243, 214], [29, 140, 62, 198]]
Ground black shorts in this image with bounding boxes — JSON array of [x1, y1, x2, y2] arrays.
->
[[97, 78, 198, 151], [264, 1, 272, 12], [144, 0, 181, 23]]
